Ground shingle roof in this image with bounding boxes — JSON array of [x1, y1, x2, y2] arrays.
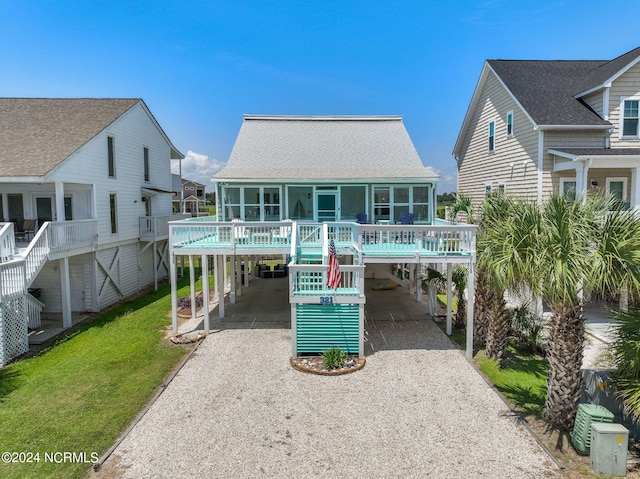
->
[[487, 60, 609, 126], [487, 46, 640, 126], [550, 147, 640, 157], [215, 115, 438, 182], [0, 98, 140, 177]]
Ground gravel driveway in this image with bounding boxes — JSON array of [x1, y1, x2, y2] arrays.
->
[[94, 281, 559, 479]]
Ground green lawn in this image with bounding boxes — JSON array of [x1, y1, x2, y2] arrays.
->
[[0, 274, 197, 479], [476, 348, 548, 417]]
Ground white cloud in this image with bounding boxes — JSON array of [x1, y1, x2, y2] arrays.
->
[[172, 150, 226, 192]]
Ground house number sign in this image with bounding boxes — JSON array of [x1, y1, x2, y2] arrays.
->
[[320, 296, 334, 305]]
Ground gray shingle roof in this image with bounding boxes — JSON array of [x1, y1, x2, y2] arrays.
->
[[215, 115, 438, 182], [0, 98, 140, 177], [550, 147, 640, 157], [488, 60, 609, 126], [487, 46, 640, 126]]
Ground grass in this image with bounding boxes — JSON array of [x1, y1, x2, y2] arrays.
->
[[475, 347, 548, 417], [0, 273, 197, 479]]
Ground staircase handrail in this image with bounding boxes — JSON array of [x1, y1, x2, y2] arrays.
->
[[0, 222, 16, 262]]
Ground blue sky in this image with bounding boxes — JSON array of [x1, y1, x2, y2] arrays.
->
[[1, 1, 639, 193]]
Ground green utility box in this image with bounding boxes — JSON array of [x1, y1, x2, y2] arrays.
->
[[572, 403, 615, 454], [590, 422, 629, 477]]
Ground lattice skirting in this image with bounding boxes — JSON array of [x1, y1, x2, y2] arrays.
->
[[0, 296, 29, 367]]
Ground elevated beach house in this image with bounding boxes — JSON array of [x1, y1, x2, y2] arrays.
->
[[169, 115, 477, 357], [0, 98, 184, 366], [454, 45, 640, 209]]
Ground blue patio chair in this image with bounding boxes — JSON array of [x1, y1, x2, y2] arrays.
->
[[398, 212, 414, 225], [356, 213, 368, 224]]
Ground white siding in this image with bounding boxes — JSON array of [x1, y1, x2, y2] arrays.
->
[[608, 62, 640, 147], [32, 254, 93, 313], [49, 102, 175, 246], [95, 243, 141, 309], [583, 91, 604, 118], [457, 71, 539, 207]]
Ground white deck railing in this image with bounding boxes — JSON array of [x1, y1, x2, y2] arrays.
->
[[140, 214, 190, 241], [48, 219, 98, 253], [0, 223, 15, 262], [288, 263, 366, 299], [26, 293, 44, 329], [169, 220, 476, 259]]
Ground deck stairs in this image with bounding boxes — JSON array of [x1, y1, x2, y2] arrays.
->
[[0, 220, 98, 366]]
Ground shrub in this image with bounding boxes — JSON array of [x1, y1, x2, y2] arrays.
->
[[509, 303, 546, 354], [322, 346, 348, 370]]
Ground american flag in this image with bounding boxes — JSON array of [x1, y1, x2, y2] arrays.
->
[[327, 239, 341, 290]]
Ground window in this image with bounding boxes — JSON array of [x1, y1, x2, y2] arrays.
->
[[412, 186, 430, 221], [488, 120, 495, 152], [506, 111, 513, 136], [288, 186, 313, 220], [485, 184, 492, 196], [622, 99, 639, 137], [108, 136, 116, 177], [606, 177, 628, 205], [263, 187, 280, 221], [143, 147, 150, 182], [373, 187, 390, 221], [223, 187, 241, 220], [109, 193, 118, 234], [340, 186, 366, 220], [222, 186, 282, 221], [196, 189, 203, 197], [560, 178, 577, 202], [497, 182, 506, 195]]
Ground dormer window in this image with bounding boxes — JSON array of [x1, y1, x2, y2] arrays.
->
[[621, 98, 639, 137]]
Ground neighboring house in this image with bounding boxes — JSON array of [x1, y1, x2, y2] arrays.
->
[[169, 115, 477, 358], [180, 178, 207, 216], [454, 46, 640, 209], [0, 98, 184, 366]]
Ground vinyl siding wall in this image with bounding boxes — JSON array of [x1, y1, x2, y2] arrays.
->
[[457, 71, 539, 208], [582, 91, 604, 118], [32, 254, 94, 313], [608, 62, 640, 147], [50, 102, 174, 245]]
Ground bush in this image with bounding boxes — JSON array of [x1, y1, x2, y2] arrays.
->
[[321, 346, 348, 370], [509, 304, 546, 354], [610, 309, 640, 423]]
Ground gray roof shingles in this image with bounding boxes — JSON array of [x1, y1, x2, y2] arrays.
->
[[215, 116, 438, 181], [0, 98, 140, 177], [487, 46, 640, 126]]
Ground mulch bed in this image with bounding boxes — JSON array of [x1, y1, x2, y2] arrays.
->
[[290, 356, 366, 375]]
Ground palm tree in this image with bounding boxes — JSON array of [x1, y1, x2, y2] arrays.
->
[[536, 196, 640, 431], [477, 195, 537, 363]]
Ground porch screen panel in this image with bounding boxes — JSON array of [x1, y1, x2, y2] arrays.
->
[[412, 186, 430, 222], [244, 187, 260, 221], [288, 187, 313, 220], [263, 187, 280, 221], [393, 187, 410, 222], [340, 186, 365, 221], [373, 187, 390, 221], [223, 187, 241, 221]]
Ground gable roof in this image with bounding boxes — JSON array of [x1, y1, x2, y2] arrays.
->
[[453, 46, 640, 157], [215, 115, 438, 182], [0, 98, 183, 179]]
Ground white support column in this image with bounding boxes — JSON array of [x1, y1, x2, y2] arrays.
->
[[236, 255, 242, 297], [291, 303, 297, 357], [631, 167, 640, 210], [213, 254, 218, 301], [54, 181, 65, 222], [416, 263, 423, 303], [171, 252, 178, 334], [2, 193, 8, 222], [466, 260, 475, 359], [620, 283, 629, 313], [243, 255, 249, 288], [230, 255, 236, 304], [446, 263, 452, 336], [218, 255, 225, 318], [202, 254, 210, 335], [60, 257, 72, 328], [409, 262, 415, 295], [189, 254, 196, 321], [153, 241, 158, 291]]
